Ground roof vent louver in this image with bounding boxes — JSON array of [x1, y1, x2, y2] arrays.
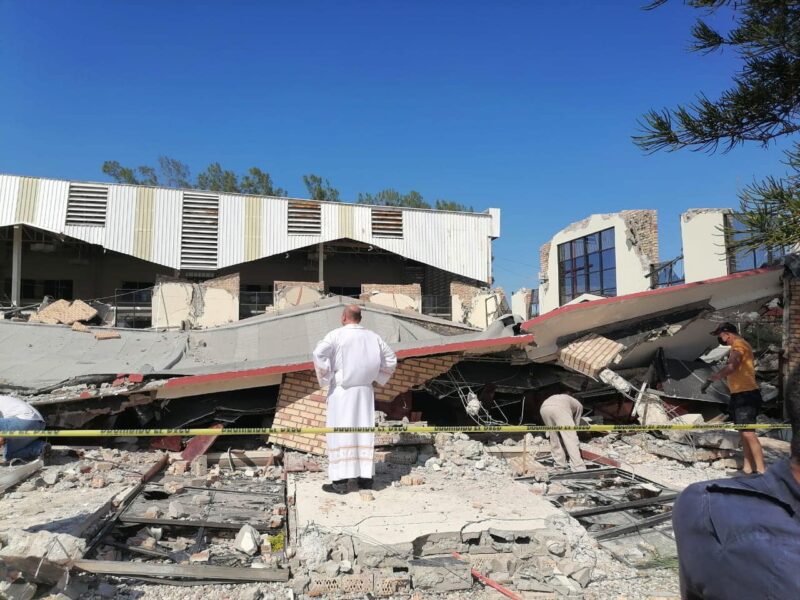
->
[[181, 191, 219, 270], [288, 201, 322, 235], [66, 183, 108, 226], [371, 208, 403, 238]]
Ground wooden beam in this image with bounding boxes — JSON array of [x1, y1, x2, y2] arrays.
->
[[73, 559, 289, 582]]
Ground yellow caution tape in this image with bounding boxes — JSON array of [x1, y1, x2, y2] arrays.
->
[[0, 423, 791, 437]]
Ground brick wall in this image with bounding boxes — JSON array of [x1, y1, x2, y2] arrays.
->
[[359, 283, 421, 302], [621, 210, 659, 265], [270, 355, 461, 455], [784, 274, 800, 456], [539, 242, 551, 279]]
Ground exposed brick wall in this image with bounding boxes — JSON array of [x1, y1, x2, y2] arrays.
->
[[359, 283, 421, 302], [539, 242, 551, 279], [784, 274, 800, 456], [621, 210, 659, 266], [274, 280, 324, 293], [270, 355, 461, 455]]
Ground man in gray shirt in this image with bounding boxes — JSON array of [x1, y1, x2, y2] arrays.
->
[[0, 395, 47, 462]]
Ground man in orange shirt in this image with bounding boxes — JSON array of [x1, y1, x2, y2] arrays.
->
[[706, 322, 765, 474]]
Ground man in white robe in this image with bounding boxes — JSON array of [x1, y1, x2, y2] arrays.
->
[[312, 304, 397, 494]]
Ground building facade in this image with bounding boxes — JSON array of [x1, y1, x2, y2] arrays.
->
[[537, 208, 789, 315], [0, 174, 501, 323]]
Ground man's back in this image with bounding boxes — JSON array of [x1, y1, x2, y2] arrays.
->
[[673, 460, 800, 599]]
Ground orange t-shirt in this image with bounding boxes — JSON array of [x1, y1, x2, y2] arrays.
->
[[727, 337, 758, 394]]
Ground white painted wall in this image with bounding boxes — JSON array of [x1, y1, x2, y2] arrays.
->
[[681, 209, 730, 283], [511, 288, 531, 319], [538, 213, 653, 314]]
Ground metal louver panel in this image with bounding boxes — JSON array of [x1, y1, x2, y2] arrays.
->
[[66, 183, 108, 226], [371, 208, 403, 238], [288, 200, 321, 235], [181, 191, 219, 269]]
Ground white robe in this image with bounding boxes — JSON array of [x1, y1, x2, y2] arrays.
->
[[312, 324, 397, 481]]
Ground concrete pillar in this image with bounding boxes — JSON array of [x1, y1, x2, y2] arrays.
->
[[318, 242, 324, 286], [11, 225, 22, 306]]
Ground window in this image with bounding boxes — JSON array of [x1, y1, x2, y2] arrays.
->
[[328, 286, 361, 298], [650, 257, 685, 289], [66, 183, 108, 226], [371, 209, 403, 238], [557, 227, 616, 305], [530, 289, 540, 318], [726, 215, 787, 273], [181, 192, 219, 270], [19, 279, 74, 301], [288, 200, 322, 235]]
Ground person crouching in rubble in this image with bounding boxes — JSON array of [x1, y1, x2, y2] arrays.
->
[[539, 394, 586, 471], [0, 394, 49, 464], [672, 421, 800, 597], [312, 305, 397, 494], [704, 322, 766, 475]]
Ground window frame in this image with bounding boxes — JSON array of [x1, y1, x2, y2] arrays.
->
[[557, 227, 616, 305]]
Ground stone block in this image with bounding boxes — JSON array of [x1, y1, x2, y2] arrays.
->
[[413, 532, 468, 556], [410, 556, 472, 592], [190, 455, 208, 477], [353, 540, 412, 569], [234, 524, 260, 556], [374, 572, 411, 597]]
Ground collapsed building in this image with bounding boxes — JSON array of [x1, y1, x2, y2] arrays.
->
[[0, 173, 506, 328]]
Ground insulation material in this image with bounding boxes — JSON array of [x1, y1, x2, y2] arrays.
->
[[559, 334, 624, 378], [29, 299, 98, 325]]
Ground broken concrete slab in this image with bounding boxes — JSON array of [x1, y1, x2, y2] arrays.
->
[[235, 524, 261, 556], [410, 556, 472, 592], [0, 530, 86, 584]]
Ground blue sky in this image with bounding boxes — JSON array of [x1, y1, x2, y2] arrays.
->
[[0, 1, 789, 292]]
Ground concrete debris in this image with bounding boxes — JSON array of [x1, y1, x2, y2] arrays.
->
[[234, 524, 261, 556], [0, 530, 86, 585]]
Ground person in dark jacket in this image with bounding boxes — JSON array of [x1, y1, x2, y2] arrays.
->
[[673, 448, 800, 598]]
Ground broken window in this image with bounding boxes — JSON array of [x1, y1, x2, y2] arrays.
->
[[726, 215, 787, 273], [558, 227, 616, 305], [20, 279, 74, 301]]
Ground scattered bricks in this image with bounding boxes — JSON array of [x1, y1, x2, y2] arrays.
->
[[168, 501, 186, 519], [284, 453, 307, 473], [234, 524, 260, 556], [169, 460, 189, 475], [375, 446, 418, 465], [71, 322, 89, 333], [190, 455, 208, 477], [143, 506, 161, 519], [189, 549, 210, 563], [163, 481, 186, 495], [79, 465, 93, 474], [359, 490, 375, 502], [94, 330, 121, 340], [375, 572, 412, 597], [400, 475, 425, 486], [338, 573, 374, 595], [410, 556, 472, 592], [307, 576, 341, 596], [89, 476, 106, 488], [93, 461, 114, 472], [374, 431, 433, 447], [0, 530, 86, 585], [272, 503, 287, 516]]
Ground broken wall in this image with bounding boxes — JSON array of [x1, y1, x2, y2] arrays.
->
[[451, 282, 506, 329], [270, 355, 461, 454], [785, 270, 800, 436], [151, 273, 239, 329], [273, 280, 324, 309], [512, 288, 533, 319], [681, 209, 731, 283], [360, 283, 421, 312], [538, 211, 658, 315]]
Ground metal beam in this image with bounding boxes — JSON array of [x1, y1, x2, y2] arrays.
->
[[11, 225, 22, 306], [318, 241, 324, 285], [569, 493, 678, 518]]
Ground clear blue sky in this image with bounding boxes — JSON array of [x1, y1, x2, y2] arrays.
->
[[0, 1, 789, 292]]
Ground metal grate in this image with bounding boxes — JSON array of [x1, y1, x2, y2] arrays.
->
[[287, 200, 322, 235], [66, 183, 108, 226], [371, 208, 403, 238], [181, 191, 219, 270]]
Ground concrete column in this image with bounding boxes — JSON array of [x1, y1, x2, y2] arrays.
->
[[318, 242, 324, 286], [11, 225, 22, 306]]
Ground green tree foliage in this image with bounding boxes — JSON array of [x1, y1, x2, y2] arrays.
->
[[101, 157, 286, 196], [435, 199, 474, 212], [635, 0, 800, 252], [303, 174, 340, 202], [357, 189, 429, 208]]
